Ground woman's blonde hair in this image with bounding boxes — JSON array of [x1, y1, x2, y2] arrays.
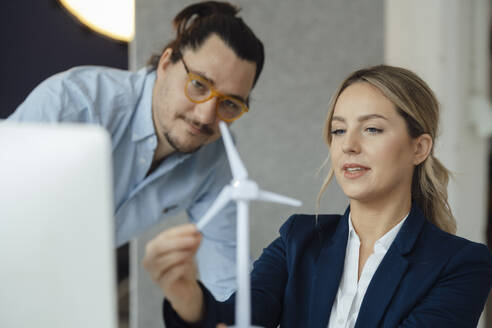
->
[[318, 65, 456, 234]]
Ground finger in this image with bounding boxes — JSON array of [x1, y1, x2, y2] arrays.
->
[[146, 224, 201, 254], [216, 324, 228, 328], [145, 235, 198, 259], [143, 233, 202, 284], [157, 259, 196, 288], [152, 225, 199, 248], [145, 233, 202, 262], [156, 223, 200, 241], [144, 249, 195, 281]]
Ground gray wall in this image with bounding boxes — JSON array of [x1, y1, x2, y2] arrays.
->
[[129, 1, 383, 327]]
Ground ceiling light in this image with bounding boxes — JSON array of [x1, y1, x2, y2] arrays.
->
[[59, 0, 134, 42]]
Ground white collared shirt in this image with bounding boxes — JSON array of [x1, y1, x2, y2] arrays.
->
[[327, 213, 408, 328]]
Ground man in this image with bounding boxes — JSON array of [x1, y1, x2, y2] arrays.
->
[[8, 0, 264, 301]]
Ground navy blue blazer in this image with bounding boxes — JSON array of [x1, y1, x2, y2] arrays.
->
[[164, 204, 492, 327]]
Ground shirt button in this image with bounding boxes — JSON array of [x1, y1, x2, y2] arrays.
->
[[133, 133, 138, 139], [139, 158, 146, 165], [338, 318, 344, 325], [147, 137, 156, 149]]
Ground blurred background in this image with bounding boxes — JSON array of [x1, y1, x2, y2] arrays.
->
[[1, 0, 491, 327]]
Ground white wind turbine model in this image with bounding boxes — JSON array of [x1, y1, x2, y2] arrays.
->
[[196, 121, 302, 328]]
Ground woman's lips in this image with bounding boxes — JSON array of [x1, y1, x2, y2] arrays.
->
[[342, 163, 370, 179]]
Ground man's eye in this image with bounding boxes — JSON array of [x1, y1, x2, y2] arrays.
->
[[191, 79, 205, 89], [331, 129, 345, 136], [223, 99, 239, 109]]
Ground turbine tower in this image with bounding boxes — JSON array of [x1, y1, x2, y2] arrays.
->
[[196, 121, 302, 328]]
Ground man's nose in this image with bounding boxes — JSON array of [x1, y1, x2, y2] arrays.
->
[[194, 97, 218, 125]]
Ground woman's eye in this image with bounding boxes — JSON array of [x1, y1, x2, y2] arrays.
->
[[331, 129, 345, 136], [366, 127, 383, 134]]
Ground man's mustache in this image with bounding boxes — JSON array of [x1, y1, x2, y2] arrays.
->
[[181, 115, 215, 136]]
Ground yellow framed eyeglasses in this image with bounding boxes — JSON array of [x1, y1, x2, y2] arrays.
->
[[180, 58, 249, 122]]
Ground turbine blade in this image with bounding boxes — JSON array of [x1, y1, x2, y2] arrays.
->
[[219, 121, 248, 180], [195, 186, 233, 231], [257, 190, 302, 207]]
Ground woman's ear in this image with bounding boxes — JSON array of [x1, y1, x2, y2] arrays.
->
[[413, 133, 433, 165]]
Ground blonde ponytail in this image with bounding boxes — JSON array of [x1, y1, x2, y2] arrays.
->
[[414, 155, 456, 233]]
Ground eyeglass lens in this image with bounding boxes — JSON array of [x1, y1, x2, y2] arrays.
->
[[186, 77, 245, 120]]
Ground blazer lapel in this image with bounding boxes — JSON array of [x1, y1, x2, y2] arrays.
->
[[355, 245, 409, 327], [308, 208, 350, 328], [355, 204, 427, 327]]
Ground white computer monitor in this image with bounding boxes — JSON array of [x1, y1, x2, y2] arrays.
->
[[0, 122, 117, 328]]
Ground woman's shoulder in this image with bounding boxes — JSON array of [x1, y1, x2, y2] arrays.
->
[[416, 220, 492, 267]]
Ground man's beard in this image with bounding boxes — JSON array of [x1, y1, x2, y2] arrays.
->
[[163, 114, 215, 154], [164, 132, 202, 154]]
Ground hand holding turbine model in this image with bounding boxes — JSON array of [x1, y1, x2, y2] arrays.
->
[[196, 122, 302, 328]]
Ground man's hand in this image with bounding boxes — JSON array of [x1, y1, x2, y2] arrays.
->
[[142, 223, 204, 324]]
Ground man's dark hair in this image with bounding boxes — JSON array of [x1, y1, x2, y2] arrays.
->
[[147, 1, 264, 87]]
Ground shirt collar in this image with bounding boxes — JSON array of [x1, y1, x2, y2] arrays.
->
[[132, 68, 157, 142], [348, 212, 409, 252], [376, 214, 408, 252], [347, 214, 358, 240]]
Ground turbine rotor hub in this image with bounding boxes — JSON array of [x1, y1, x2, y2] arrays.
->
[[231, 179, 259, 200]]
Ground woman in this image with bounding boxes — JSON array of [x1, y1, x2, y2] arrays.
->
[[143, 65, 492, 327]]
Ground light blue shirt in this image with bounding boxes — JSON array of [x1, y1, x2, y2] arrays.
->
[[8, 66, 237, 300]]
